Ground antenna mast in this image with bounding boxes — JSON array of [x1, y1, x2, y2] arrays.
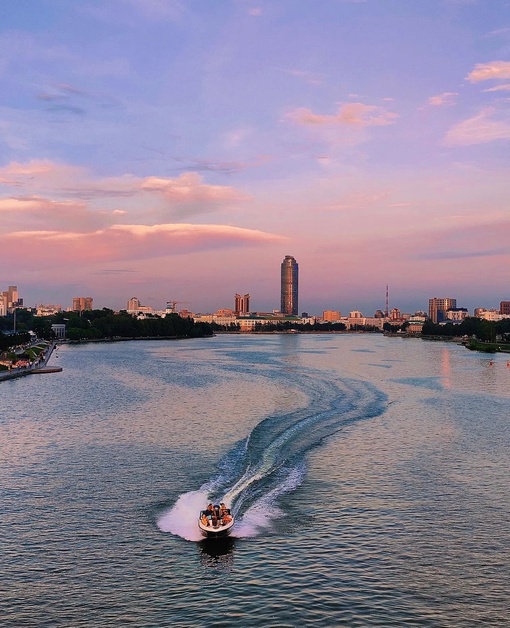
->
[[385, 284, 389, 317]]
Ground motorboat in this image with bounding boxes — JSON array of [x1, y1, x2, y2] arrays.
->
[[198, 506, 235, 539]]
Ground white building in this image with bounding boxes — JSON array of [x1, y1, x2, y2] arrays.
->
[[476, 310, 505, 322], [445, 308, 469, 322], [51, 324, 67, 338]]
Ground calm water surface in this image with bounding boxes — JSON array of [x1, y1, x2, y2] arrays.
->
[[1, 334, 509, 627]]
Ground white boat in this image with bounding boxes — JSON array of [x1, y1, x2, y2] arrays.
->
[[198, 506, 235, 539]]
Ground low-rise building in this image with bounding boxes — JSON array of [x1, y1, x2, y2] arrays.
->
[[322, 310, 341, 322], [476, 310, 506, 322], [36, 304, 62, 316], [51, 324, 66, 338], [445, 307, 469, 322]]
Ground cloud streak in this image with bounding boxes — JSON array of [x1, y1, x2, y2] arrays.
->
[[444, 108, 510, 146], [286, 102, 399, 127], [427, 92, 458, 107], [1, 223, 286, 267], [0, 159, 284, 273], [140, 173, 249, 204], [466, 61, 510, 82], [0, 161, 250, 218]]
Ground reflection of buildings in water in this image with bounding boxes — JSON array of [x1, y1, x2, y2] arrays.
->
[[198, 537, 236, 571], [441, 348, 451, 389]]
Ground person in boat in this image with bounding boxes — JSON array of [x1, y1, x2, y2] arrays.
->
[[205, 503, 219, 525], [203, 503, 214, 524], [219, 503, 232, 524], [200, 512, 210, 527]]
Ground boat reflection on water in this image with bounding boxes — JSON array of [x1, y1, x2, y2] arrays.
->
[[198, 536, 236, 570]]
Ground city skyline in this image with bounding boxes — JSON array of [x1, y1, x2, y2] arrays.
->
[[1, 2, 510, 314], [4, 279, 510, 320]]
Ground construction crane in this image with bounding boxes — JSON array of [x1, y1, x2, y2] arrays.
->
[[166, 300, 190, 314]]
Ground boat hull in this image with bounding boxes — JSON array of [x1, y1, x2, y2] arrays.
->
[[198, 518, 234, 539]]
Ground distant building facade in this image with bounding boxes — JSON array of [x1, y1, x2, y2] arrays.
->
[[234, 294, 250, 316], [406, 313, 427, 333], [51, 324, 66, 338], [500, 301, 510, 317], [280, 255, 299, 315], [322, 310, 341, 322], [72, 296, 93, 312], [476, 309, 505, 322], [428, 297, 457, 323], [444, 307, 469, 322], [1, 285, 22, 314], [36, 304, 62, 316], [127, 297, 141, 311]]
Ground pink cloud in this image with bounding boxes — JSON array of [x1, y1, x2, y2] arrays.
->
[[0, 194, 123, 233], [0, 161, 249, 209], [466, 61, 510, 82], [1, 223, 286, 267], [0, 160, 264, 261], [0, 160, 72, 186], [286, 102, 399, 127], [0, 161, 100, 199], [140, 172, 250, 204], [444, 108, 510, 146], [483, 84, 510, 93], [427, 92, 458, 107]]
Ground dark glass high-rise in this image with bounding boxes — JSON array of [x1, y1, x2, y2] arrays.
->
[[281, 255, 298, 315]]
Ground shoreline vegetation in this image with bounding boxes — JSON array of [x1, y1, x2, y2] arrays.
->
[[1, 309, 510, 360]]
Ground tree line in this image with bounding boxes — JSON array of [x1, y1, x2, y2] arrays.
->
[[0, 308, 213, 347], [421, 317, 510, 343], [2, 309, 510, 350]]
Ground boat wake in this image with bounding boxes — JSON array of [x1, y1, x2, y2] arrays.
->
[[157, 370, 386, 541]]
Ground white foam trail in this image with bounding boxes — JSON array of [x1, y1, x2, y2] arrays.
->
[[233, 503, 284, 538], [232, 464, 304, 538], [157, 490, 208, 541]]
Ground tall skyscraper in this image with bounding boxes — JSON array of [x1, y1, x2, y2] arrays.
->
[[281, 255, 298, 315], [428, 297, 457, 323], [234, 293, 250, 316]]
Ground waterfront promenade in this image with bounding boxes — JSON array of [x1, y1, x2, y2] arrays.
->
[[0, 341, 60, 382]]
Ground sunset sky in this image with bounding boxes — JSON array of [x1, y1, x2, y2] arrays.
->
[[1, 0, 510, 315]]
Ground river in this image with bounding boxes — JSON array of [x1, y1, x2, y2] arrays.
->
[[1, 333, 509, 627]]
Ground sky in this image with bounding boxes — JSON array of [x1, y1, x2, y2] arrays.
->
[[1, 0, 510, 316]]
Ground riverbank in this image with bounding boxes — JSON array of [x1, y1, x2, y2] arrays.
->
[[0, 341, 60, 382]]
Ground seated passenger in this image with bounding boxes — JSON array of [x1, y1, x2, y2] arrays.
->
[[219, 502, 228, 517], [200, 513, 209, 527], [222, 512, 233, 525]]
